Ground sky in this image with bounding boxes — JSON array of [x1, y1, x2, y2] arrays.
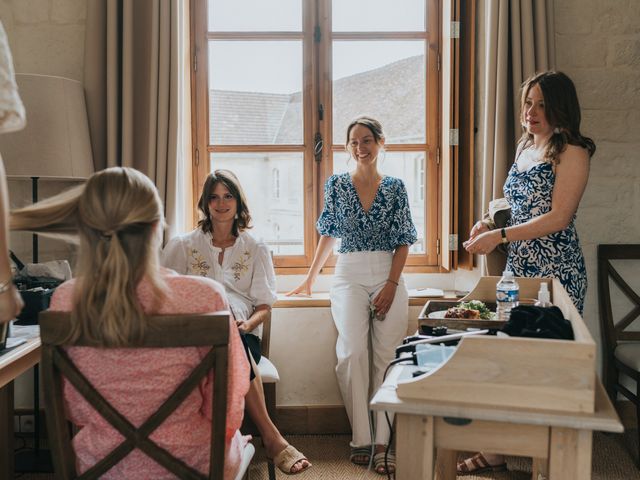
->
[[208, 0, 426, 94]]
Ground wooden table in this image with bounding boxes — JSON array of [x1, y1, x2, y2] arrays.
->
[[0, 336, 42, 478], [371, 365, 623, 480]]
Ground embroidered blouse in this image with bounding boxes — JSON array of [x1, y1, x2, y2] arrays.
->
[[316, 173, 417, 253], [49, 271, 250, 480], [162, 230, 277, 337]]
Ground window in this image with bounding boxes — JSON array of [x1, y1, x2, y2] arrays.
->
[[190, 0, 469, 272]]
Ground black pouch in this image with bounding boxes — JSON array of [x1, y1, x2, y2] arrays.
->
[[10, 251, 63, 325], [501, 305, 574, 340]]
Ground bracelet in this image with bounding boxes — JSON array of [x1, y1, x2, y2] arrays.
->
[[0, 277, 13, 294], [387, 278, 399, 286], [500, 228, 509, 244]]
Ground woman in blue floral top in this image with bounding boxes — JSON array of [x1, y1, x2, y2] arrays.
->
[[163, 170, 311, 475], [288, 116, 417, 474], [461, 72, 595, 475]]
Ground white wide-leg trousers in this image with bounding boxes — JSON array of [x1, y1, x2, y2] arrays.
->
[[330, 251, 408, 447]]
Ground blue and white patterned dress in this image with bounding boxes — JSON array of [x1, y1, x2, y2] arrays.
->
[[504, 162, 587, 314], [316, 173, 417, 252]]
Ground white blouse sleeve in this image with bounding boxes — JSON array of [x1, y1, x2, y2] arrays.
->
[[250, 243, 277, 307], [161, 235, 189, 275]]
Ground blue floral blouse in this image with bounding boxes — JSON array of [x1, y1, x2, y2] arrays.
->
[[316, 173, 417, 253]]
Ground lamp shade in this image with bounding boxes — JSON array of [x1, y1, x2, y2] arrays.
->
[[0, 74, 93, 179]]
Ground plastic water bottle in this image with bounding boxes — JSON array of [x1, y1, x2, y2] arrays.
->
[[496, 270, 519, 321], [534, 282, 553, 307]]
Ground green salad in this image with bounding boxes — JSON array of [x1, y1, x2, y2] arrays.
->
[[458, 300, 493, 320]]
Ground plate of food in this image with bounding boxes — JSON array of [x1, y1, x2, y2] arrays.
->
[[428, 300, 497, 321]]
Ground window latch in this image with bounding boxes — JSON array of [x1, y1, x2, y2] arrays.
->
[[314, 133, 323, 163]]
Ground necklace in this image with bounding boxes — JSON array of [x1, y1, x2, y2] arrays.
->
[[211, 235, 236, 250]]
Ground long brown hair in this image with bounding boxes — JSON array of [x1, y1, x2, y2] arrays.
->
[[10, 167, 166, 347], [518, 71, 596, 164], [197, 169, 252, 236]]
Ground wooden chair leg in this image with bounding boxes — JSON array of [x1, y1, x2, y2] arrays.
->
[[263, 383, 277, 424], [267, 461, 276, 480], [636, 381, 640, 467]]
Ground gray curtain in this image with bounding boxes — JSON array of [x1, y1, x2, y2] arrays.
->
[[83, 0, 190, 237], [475, 0, 555, 274]]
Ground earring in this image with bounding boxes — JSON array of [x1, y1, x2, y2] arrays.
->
[[553, 127, 561, 134], [234, 213, 238, 220]]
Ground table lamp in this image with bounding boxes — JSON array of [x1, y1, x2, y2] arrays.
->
[[0, 73, 94, 473], [0, 73, 94, 262]]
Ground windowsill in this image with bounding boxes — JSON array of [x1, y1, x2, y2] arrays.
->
[[274, 290, 464, 308], [274, 268, 482, 308]]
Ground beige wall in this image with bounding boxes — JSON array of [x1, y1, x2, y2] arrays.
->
[[553, 0, 640, 366], [0, 0, 86, 81]]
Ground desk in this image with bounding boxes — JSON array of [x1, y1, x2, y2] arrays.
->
[[371, 366, 623, 480], [0, 335, 42, 479]]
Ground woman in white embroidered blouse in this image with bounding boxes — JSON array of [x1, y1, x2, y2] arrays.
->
[[162, 169, 310, 475]]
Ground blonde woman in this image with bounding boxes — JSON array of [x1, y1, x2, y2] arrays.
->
[[11, 167, 250, 480]]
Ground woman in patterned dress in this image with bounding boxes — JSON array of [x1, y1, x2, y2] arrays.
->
[[162, 169, 310, 475], [460, 71, 595, 475], [10, 167, 250, 479], [288, 116, 417, 474], [464, 71, 594, 314]]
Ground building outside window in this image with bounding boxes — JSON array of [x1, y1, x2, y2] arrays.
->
[[190, 0, 467, 271]]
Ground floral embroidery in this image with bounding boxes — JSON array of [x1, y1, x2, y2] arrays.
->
[[189, 249, 210, 276], [231, 250, 251, 281]]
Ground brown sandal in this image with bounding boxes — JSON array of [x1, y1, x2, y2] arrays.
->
[[268, 445, 311, 475], [457, 453, 506, 476]]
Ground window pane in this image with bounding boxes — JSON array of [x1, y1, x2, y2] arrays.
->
[[332, 0, 425, 32], [333, 151, 426, 254], [209, 0, 302, 31], [209, 41, 303, 145], [332, 41, 425, 145], [211, 153, 304, 255]]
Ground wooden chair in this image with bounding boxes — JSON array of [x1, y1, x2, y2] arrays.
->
[[598, 244, 640, 463], [257, 310, 279, 422], [39, 311, 254, 480], [240, 310, 279, 480]]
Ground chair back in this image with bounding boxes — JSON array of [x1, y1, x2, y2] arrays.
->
[[39, 311, 231, 480], [597, 244, 640, 394]]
